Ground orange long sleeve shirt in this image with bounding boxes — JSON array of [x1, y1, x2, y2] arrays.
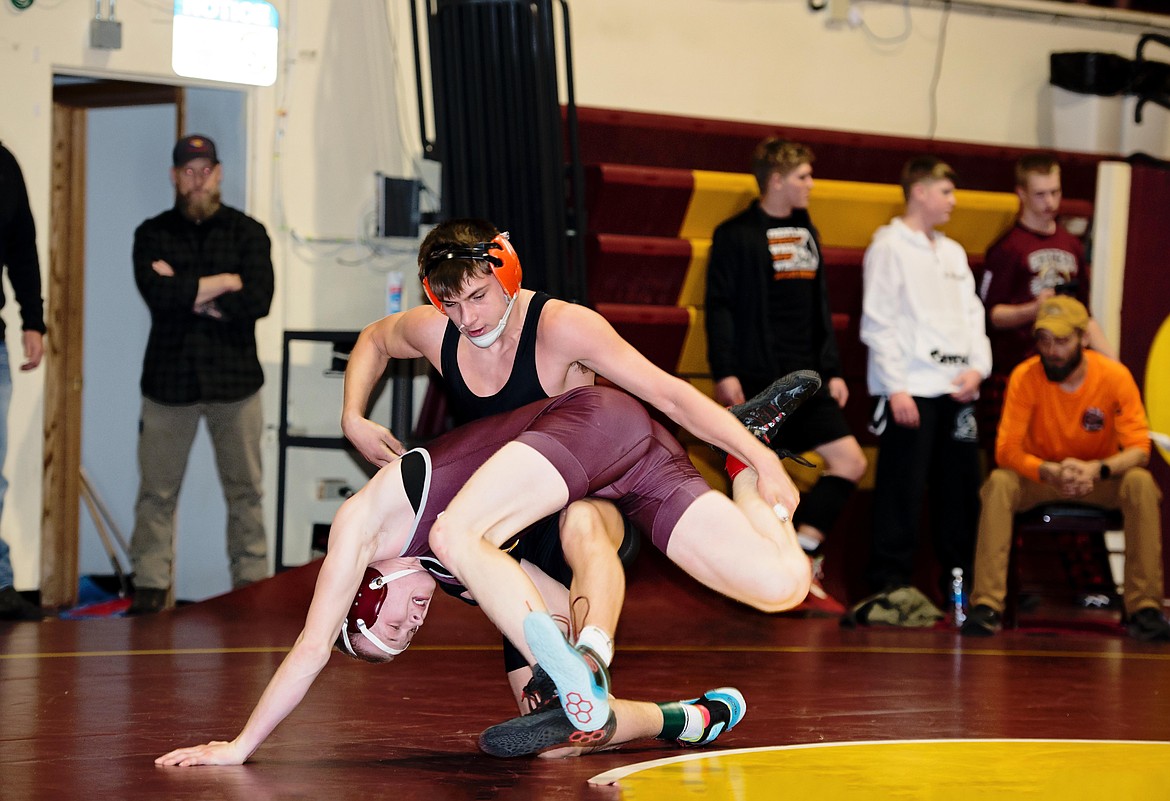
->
[[996, 350, 1150, 483]]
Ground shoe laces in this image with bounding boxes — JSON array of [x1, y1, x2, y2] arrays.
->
[[521, 665, 559, 714]]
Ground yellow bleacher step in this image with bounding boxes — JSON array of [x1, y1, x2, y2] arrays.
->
[[681, 172, 1019, 257]]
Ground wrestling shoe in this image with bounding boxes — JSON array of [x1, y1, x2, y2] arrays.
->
[[524, 611, 611, 732], [678, 687, 747, 746], [788, 556, 846, 617], [479, 707, 618, 758], [729, 370, 822, 447], [520, 664, 559, 714]]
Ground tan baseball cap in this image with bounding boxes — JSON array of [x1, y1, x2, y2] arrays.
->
[[1034, 295, 1089, 338]]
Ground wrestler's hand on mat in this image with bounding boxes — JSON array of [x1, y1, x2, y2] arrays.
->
[[342, 415, 404, 467], [155, 739, 249, 767]]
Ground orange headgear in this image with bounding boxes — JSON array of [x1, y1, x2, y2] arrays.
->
[[421, 232, 522, 312]]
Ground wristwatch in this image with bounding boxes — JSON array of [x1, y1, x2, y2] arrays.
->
[[1099, 462, 1112, 480]]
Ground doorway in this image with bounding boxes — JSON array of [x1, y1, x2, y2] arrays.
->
[[46, 78, 248, 607]]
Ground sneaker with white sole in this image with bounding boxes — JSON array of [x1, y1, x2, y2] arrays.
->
[[678, 687, 747, 746], [523, 611, 611, 732]]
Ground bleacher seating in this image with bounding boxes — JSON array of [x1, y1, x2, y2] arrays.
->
[[575, 107, 1104, 602]]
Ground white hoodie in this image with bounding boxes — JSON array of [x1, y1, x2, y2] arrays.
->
[[861, 217, 991, 398]]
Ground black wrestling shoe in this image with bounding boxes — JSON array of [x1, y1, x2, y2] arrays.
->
[[520, 664, 560, 714], [728, 370, 822, 447], [479, 708, 618, 758]]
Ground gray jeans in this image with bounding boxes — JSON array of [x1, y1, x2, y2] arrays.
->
[[129, 392, 267, 590]]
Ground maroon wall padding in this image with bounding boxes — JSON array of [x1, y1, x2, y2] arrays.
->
[[570, 106, 1104, 202], [585, 163, 695, 237], [587, 233, 693, 306], [1119, 163, 1170, 581], [595, 302, 690, 374]]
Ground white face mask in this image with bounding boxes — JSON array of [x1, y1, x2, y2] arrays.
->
[[462, 291, 517, 349], [340, 568, 422, 657]]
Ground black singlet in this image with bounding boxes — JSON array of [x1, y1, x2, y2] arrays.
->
[[439, 291, 551, 424]]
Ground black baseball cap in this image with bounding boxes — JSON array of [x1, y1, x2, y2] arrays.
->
[[172, 134, 219, 167]]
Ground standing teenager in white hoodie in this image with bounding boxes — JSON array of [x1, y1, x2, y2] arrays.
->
[[860, 157, 991, 601]]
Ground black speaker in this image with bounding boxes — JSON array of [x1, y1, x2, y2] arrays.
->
[[376, 173, 421, 238]]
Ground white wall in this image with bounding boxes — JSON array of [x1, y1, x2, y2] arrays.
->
[[567, 0, 1169, 152], [1, 0, 1166, 593]]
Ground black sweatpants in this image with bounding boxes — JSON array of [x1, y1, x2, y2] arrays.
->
[[867, 395, 981, 596]]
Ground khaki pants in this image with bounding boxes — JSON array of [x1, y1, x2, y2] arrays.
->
[[971, 467, 1164, 617], [129, 392, 267, 591]]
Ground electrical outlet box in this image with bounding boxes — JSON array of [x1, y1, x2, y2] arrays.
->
[[90, 18, 123, 50], [316, 479, 349, 500]]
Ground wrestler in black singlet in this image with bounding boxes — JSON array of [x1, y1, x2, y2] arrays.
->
[[431, 293, 634, 671], [440, 291, 552, 424]]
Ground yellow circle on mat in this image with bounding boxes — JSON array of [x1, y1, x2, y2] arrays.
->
[[1146, 314, 1170, 462], [592, 739, 1170, 800]]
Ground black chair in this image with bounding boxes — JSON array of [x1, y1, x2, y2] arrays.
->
[[1005, 503, 1124, 628]]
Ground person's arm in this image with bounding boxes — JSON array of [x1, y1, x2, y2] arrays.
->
[[132, 220, 201, 314], [989, 293, 1052, 330], [1, 151, 47, 339], [20, 330, 43, 372], [1056, 445, 1148, 498], [860, 242, 917, 426], [704, 224, 746, 407], [1084, 317, 1116, 360], [341, 308, 439, 466], [995, 364, 1043, 481], [1055, 365, 1149, 496], [550, 304, 799, 513], [156, 497, 378, 766], [981, 236, 1048, 331], [203, 218, 274, 322], [952, 260, 992, 403], [812, 226, 843, 384]]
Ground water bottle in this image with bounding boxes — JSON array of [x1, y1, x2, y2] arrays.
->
[[386, 271, 403, 314], [951, 567, 966, 627]]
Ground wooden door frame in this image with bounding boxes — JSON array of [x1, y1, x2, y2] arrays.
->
[[43, 80, 184, 608]]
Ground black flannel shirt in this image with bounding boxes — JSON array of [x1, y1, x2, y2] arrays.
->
[[133, 203, 274, 404], [0, 143, 47, 338]]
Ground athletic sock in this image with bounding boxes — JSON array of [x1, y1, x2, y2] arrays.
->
[[655, 701, 706, 742], [575, 625, 614, 668], [725, 455, 748, 481], [797, 532, 822, 554]]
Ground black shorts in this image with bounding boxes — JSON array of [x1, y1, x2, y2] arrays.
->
[[768, 387, 853, 455], [432, 511, 640, 604], [497, 512, 639, 675]]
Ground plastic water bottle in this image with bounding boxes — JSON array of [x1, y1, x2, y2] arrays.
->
[[951, 567, 966, 627], [386, 271, 403, 314]]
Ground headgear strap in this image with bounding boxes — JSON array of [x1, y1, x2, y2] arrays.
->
[[339, 566, 422, 658]]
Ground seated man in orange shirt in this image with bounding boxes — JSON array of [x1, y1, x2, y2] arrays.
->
[[962, 296, 1170, 642]]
